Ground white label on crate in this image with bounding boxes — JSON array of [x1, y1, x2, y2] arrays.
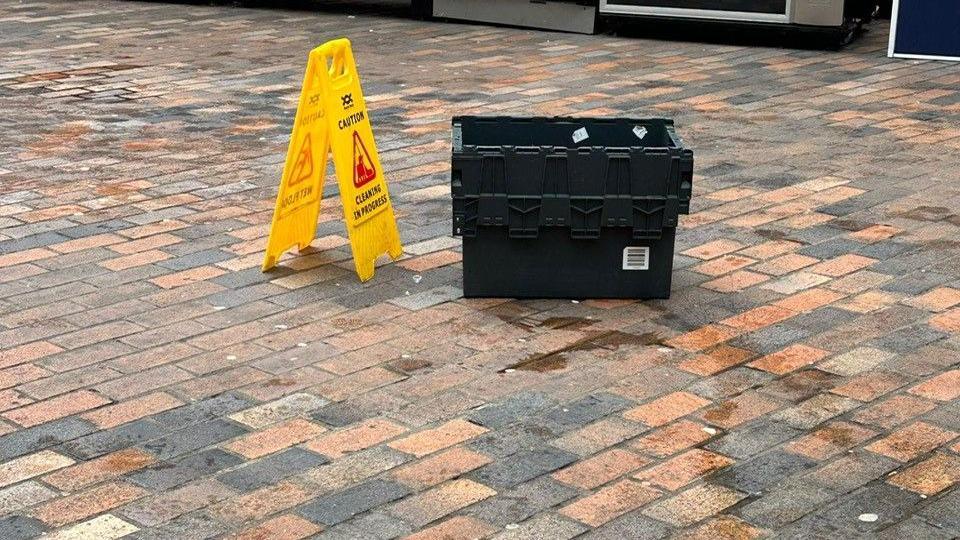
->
[[452, 123, 463, 152], [622, 247, 650, 271], [571, 127, 589, 144], [633, 125, 648, 140]]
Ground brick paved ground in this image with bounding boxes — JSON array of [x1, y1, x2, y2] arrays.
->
[[1, 1, 959, 538]]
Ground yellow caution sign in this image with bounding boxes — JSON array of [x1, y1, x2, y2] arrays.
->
[[262, 38, 402, 281]]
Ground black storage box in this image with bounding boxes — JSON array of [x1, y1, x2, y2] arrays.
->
[[451, 116, 693, 299]]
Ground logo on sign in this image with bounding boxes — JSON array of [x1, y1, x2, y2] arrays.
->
[[353, 131, 376, 188], [289, 133, 313, 186], [341, 93, 354, 110]]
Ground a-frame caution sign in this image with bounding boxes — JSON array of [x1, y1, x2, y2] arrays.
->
[[262, 38, 402, 281]]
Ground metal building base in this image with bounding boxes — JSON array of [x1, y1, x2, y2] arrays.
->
[[432, 0, 597, 34]]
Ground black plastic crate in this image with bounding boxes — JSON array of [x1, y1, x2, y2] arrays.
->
[[451, 116, 693, 299]]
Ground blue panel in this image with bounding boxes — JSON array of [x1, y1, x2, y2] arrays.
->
[[894, 0, 960, 58]]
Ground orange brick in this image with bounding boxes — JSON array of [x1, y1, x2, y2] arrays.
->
[[560, 479, 660, 527], [930, 309, 960, 334], [774, 288, 845, 312], [849, 224, 900, 242], [2, 389, 110, 427], [43, 448, 155, 491], [906, 287, 960, 312], [392, 447, 491, 489], [33, 481, 145, 527], [212, 480, 313, 524], [701, 270, 769, 293], [634, 449, 733, 490], [81, 392, 183, 429], [866, 422, 958, 462], [887, 453, 960, 496], [665, 325, 739, 352], [681, 515, 763, 540], [0, 247, 54, 268], [808, 254, 876, 277], [50, 233, 123, 254], [752, 253, 819, 276], [785, 421, 877, 460], [388, 419, 488, 457], [853, 395, 938, 429], [232, 514, 320, 540], [830, 371, 906, 402], [388, 479, 495, 527], [720, 305, 795, 332], [678, 345, 753, 376], [109, 232, 182, 254], [748, 345, 829, 375], [305, 418, 406, 459], [908, 369, 960, 401], [552, 449, 650, 490], [624, 392, 711, 427], [737, 240, 801, 259], [99, 250, 170, 271], [397, 250, 462, 272], [692, 255, 756, 277], [404, 516, 497, 540], [681, 239, 745, 260], [700, 392, 780, 429], [0, 341, 63, 369], [631, 420, 713, 458], [226, 418, 327, 459], [149, 265, 226, 289]]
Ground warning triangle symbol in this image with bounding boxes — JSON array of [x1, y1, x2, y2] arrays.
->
[[289, 133, 314, 186], [353, 131, 377, 188]]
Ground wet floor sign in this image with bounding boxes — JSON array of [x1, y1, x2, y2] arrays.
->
[[262, 38, 402, 282]]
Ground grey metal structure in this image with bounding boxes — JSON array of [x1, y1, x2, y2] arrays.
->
[[430, 0, 597, 34], [421, 0, 875, 40], [599, 0, 845, 26]]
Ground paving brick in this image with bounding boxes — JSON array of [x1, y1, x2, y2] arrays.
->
[[560, 479, 661, 527], [817, 346, 896, 376], [81, 392, 183, 429], [43, 447, 155, 491], [306, 418, 407, 459], [865, 421, 958, 462], [120, 479, 236, 527], [0, 515, 48, 540], [887, 452, 960, 495], [853, 394, 938, 429], [45, 514, 138, 540], [631, 419, 713, 458], [218, 447, 328, 491], [552, 448, 650, 490], [392, 446, 492, 489], [715, 450, 817, 495], [139, 419, 248, 460], [298, 479, 411, 526], [643, 484, 747, 527], [0, 417, 95, 461], [699, 391, 780, 429], [404, 516, 497, 540], [34, 481, 146, 527], [623, 391, 711, 427], [61, 418, 164, 460], [302, 446, 412, 492], [747, 344, 830, 375], [465, 476, 578, 528], [784, 421, 877, 460], [389, 478, 496, 527], [213, 480, 315, 525], [232, 514, 321, 540], [2, 389, 110, 427], [491, 513, 588, 540], [909, 369, 960, 402], [472, 447, 578, 489], [388, 418, 486, 457], [228, 392, 329, 429], [224, 417, 326, 459], [634, 448, 734, 490], [0, 481, 58, 515], [0, 449, 73, 488], [128, 448, 243, 491]]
